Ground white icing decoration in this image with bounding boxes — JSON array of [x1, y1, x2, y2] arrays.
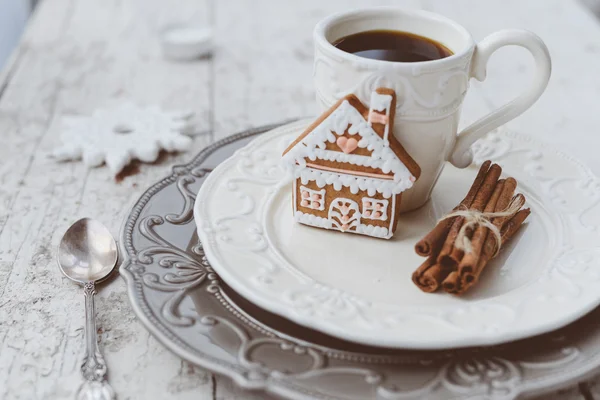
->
[[295, 211, 331, 229], [299, 186, 326, 211], [369, 92, 393, 112], [328, 198, 360, 232], [368, 92, 393, 140], [282, 99, 414, 194], [355, 224, 390, 239], [295, 211, 391, 239], [362, 197, 389, 221], [308, 149, 402, 174]]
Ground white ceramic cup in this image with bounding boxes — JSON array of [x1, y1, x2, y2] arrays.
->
[[313, 7, 551, 211]]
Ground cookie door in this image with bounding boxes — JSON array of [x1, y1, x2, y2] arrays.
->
[[328, 198, 360, 232]]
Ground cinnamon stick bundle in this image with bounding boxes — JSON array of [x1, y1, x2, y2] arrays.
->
[[437, 163, 502, 269], [412, 160, 530, 295]]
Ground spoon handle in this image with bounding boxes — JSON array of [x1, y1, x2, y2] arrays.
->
[[78, 282, 116, 400]]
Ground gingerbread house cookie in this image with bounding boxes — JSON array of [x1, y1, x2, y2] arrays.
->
[[282, 88, 421, 239]]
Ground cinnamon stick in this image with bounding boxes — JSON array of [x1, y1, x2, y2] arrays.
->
[[412, 256, 450, 293], [459, 205, 530, 293], [414, 160, 492, 257], [457, 178, 515, 280], [441, 271, 460, 294], [501, 207, 531, 240], [437, 163, 502, 268], [498, 178, 518, 211]]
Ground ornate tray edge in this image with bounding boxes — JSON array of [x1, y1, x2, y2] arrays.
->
[[118, 120, 324, 400]]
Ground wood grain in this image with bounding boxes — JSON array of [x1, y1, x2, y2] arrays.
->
[[1, 0, 600, 399]]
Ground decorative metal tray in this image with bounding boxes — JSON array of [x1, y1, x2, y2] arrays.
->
[[120, 122, 600, 400]]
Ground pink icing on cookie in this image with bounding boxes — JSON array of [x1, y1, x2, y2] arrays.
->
[[368, 111, 389, 125], [336, 136, 358, 154]]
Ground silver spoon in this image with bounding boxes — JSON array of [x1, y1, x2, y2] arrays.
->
[[58, 218, 118, 400]]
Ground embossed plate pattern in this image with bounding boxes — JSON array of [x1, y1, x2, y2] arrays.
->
[[121, 121, 600, 399], [195, 120, 600, 349]]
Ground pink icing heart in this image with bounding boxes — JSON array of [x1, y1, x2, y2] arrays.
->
[[336, 136, 358, 154], [341, 223, 349, 231], [340, 205, 349, 214], [341, 215, 350, 222]]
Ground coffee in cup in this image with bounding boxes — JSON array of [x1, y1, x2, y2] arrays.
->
[[333, 29, 453, 62]]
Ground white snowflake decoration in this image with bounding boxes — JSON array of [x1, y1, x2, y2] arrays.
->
[[52, 103, 196, 175]]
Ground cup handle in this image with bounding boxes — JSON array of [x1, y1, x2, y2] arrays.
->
[[449, 29, 551, 168]]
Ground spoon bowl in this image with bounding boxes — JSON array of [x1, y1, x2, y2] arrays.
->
[[58, 218, 118, 284]]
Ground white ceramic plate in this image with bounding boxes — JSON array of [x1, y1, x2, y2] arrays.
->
[[194, 119, 600, 349]]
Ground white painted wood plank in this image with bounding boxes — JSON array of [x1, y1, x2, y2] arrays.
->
[[0, 0, 215, 398], [210, 0, 422, 139]]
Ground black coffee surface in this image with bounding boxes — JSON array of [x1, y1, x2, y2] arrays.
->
[[333, 29, 453, 62]]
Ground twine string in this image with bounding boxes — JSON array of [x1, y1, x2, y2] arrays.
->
[[440, 196, 525, 256]]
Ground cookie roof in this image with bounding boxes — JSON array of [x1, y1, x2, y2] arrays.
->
[[282, 88, 421, 197]]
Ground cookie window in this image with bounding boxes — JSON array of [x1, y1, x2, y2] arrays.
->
[[362, 198, 388, 221], [300, 186, 325, 211]]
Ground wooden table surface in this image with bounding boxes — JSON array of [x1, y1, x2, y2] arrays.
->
[[2, 0, 600, 398]]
